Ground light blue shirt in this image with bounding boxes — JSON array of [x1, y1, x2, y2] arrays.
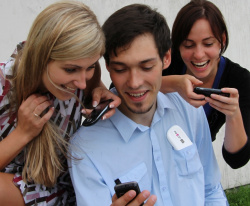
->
[[69, 91, 228, 206]]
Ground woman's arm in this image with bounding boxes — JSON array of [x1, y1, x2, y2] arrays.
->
[[160, 75, 205, 108], [206, 88, 248, 153], [0, 94, 54, 169]]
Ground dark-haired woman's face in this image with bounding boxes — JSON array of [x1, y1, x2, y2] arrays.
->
[[179, 19, 221, 83]]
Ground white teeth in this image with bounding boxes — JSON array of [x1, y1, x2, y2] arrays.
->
[[64, 85, 75, 91], [129, 92, 145, 97], [193, 61, 208, 67]]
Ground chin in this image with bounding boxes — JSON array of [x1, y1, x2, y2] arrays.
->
[[55, 93, 73, 101]]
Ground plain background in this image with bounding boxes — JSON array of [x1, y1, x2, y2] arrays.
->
[[0, 0, 249, 189]]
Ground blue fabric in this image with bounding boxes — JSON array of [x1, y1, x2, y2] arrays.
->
[[203, 57, 226, 116], [69, 90, 228, 206]]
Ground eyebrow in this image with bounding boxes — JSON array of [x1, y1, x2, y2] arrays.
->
[[64, 64, 82, 68], [185, 36, 215, 42], [109, 58, 157, 66], [63, 61, 97, 68]]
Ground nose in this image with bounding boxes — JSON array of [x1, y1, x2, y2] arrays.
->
[[127, 69, 142, 89], [74, 71, 87, 90], [193, 45, 205, 60]]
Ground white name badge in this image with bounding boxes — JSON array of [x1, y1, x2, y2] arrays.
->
[[167, 125, 192, 150]]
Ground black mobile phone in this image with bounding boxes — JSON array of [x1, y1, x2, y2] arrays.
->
[[114, 181, 143, 205], [82, 99, 113, 126], [193, 87, 229, 97]]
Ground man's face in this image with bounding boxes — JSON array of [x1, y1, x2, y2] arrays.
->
[[107, 33, 170, 120]]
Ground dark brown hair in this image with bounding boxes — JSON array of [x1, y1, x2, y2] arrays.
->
[[102, 4, 171, 65], [172, 0, 229, 60]]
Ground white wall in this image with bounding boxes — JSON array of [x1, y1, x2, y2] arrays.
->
[[0, 0, 249, 189]]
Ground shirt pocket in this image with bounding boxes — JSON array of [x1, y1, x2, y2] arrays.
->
[[172, 144, 203, 178], [117, 162, 150, 191]]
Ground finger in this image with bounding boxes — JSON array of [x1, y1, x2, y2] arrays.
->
[[128, 190, 150, 206], [189, 99, 206, 108], [188, 75, 203, 86], [38, 107, 55, 125], [91, 87, 105, 107], [221, 87, 238, 96], [209, 100, 238, 113], [205, 96, 226, 107], [144, 195, 157, 206], [208, 94, 236, 105], [22, 94, 49, 112], [91, 87, 121, 108], [111, 193, 118, 202], [102, 108, 115, 120], [189, 92, 205, 100], [111, 190, 136, 206], [81, 108, 93, 117], [33, 100, 52, 116]]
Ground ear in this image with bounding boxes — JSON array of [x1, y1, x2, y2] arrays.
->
[[162, 49, 171, 70], [106, 62, 111, 73], [222, 32, 226, 48]]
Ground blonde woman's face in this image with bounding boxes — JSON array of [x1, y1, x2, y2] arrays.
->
[[42, 55, 100, 101]]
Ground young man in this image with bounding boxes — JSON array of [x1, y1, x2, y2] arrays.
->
[[69, 4, 228, 206]]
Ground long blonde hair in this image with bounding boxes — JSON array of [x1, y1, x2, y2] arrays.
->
[[11, 1, 105, 187]]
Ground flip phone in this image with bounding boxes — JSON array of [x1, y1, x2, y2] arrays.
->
[[82, 99, 113, 126]]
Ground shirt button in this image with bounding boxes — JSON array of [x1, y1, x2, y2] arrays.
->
[[162, 187, 166, 191]]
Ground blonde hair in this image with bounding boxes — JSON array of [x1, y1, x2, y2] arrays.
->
[[11, 1, 105, 187]]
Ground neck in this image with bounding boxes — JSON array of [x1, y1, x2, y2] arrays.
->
[[118, 101, 157, 127]]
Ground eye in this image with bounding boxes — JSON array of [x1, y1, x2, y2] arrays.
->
[[114, 68, 126, 73], [64, 68, 76, 73], [204, 43, 213, 47], [110, 65, 127, 73], [184, 44, 194, 49], [87, 64, 95, 71], [143, 66, 153, 71], [182, 40, 194, 49]]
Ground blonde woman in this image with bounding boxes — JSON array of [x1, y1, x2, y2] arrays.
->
[[0, 1, 120, 205]]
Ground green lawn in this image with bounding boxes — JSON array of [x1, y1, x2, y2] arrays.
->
[[225, 185, 250, 206]]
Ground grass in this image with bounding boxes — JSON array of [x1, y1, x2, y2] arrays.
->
[[225, 184, 250, 206]]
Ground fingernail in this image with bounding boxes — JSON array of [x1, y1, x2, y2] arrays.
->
[[102, 115, 106, 120], [93, 101, 98, 108], [128, 190, 136, 197], [81, 109, 86, 114], [142, 191, 150, 198], [109, 104, 114, 108], [151, 195, 157, 202]]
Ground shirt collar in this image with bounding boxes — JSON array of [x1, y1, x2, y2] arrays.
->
[[110, 88, 176, 143]]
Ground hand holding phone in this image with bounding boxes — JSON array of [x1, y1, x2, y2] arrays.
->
[[82, 99, 113, 126], [114, 181, 144, 206], [193, 87, 229, 97]]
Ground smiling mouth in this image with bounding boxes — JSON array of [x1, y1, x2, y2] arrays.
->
[[191, 60, 210, 68], [128, 91, 147, 98], [62, 85, 76, 92]]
